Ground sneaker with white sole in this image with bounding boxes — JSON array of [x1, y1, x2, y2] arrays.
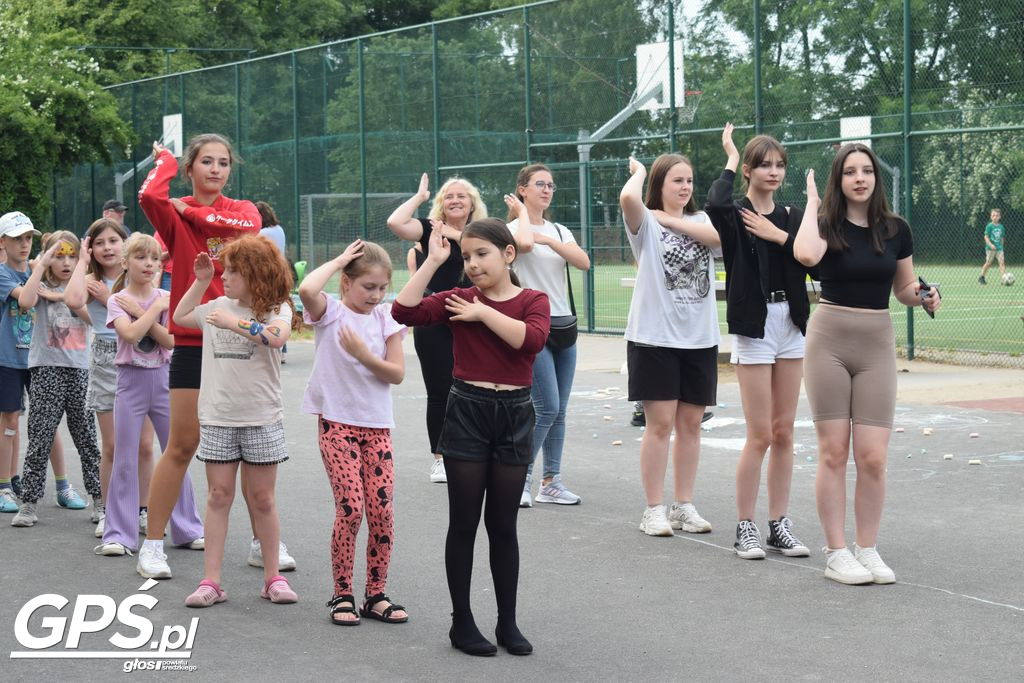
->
[[639, 505, 674, 536], [854, 544, 896, 584], [429, 458, 447, 483], [11, 502, 38, 527], [90, 497, 104, 523], [139, 510, 148, 535], [734, 520, 766, 559], [94, 541, 131, 557], [766, 516, 810, 557], [248, 539, 297, 571], [519, 480, 533, 508], [0, 489, 18, 513], [56, 485, 87, 510], [94, 513, 106, 538], [535, 476, 581, 505], [823, 547, 873, 585], [180, 537, 205, 551], [137, 545, 172, 579], [668, 502, 712, 533]]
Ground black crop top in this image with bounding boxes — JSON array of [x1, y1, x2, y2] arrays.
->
[[817, 218, 913, 309]]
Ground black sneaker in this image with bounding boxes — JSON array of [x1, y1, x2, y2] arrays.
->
[[701, 411, 714, 423], [630, 402, 645, 427], [978, 275, 987, 284], [734, 520, 765, 559], [766, 516, 810, 557], [10, 474, 21, 499]]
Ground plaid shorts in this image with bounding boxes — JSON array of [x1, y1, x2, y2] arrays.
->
[[197, 421, 288, 466]]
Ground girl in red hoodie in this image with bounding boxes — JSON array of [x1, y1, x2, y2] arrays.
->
[[135, 134, 261, 580]]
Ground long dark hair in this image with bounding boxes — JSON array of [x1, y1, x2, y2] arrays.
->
[[255, 201, 279, 228], [83, 218, 127, 278], [644, 154, 698, 213], [462, 218, 520, 287], [820, 143, 901, 254]]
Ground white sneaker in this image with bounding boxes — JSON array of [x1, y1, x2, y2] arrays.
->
[[90, 497, 104, 523], [429, 459, 447, 483], [94, 513, 106, 538], [519, 489, 533, 508], [136, 545, 172, 579], [668, 502, 712, 533], [11, 502, 38, 527], [823, 547, 873, 585], [138, 510, 148, 535], [248, 539, 297, 571], [94, 541, 131, 556], [854, 544, 896, 584], [639, 505, 674, 536]]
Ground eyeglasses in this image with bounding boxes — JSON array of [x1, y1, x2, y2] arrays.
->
[[532, 181, 557, 192]]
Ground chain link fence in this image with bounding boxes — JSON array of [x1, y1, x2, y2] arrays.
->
[[53, 0, 1024, 365]]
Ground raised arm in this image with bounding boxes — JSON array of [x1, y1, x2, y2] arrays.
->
[[505, 193, 535, 254], [63, 237, 91, 310], [138, 145, 182, 240], [619, 157, 648, 235], [298, 239, 364, 322], [386, 173, 430, 242], [17, 242, 59, 309], [395, 225, 449, 309], [793, 170, 827, 267], [172, 253, 214, 329]]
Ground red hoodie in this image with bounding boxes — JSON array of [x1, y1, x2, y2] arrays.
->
[[138, 149, 261, 346]]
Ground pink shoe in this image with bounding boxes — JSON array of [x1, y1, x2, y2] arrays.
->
[[185, 580, 227, 608], [260, 575, 298, 604]]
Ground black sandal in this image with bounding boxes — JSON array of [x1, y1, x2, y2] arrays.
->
[[327, 595, 360, 626], [359, 592, 408, 624]]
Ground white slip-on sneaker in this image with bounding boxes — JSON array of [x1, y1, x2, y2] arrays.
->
[[854, 544, 896, 584]]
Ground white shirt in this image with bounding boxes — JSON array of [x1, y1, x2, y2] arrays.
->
[[507, 218, 575, 316], [624, 207, 721, 349]]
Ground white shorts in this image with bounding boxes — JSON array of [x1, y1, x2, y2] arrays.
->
[[730, 301, 805, 365]]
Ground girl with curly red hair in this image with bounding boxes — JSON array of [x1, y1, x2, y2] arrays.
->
[[172, 234, 300, 607]]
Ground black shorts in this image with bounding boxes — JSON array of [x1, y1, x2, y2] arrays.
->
[[627, 342, 718, 407], [168, 345, 203, 390], [437, 380, 535, 465], [0, 366, 29, 413]]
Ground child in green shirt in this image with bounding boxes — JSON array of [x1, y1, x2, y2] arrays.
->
[[978, 208, 1006, 284]]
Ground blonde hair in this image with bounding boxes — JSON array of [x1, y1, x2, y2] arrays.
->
[[429, 177, 488, 223], [40, 231, 80, 286], [113, 233, 163, 293]]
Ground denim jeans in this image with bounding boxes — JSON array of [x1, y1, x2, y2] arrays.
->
[[528, 341, 577, 480]]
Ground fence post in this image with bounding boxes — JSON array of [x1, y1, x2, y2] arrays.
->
[[524, 5, 533, 163], [357, 39, 368, 239], [753, 0, 763, 134], [432, 25, 441, 187], [668, 0, 677, 152], [292, 52, 302, 252], [903, 0, 915, 359]]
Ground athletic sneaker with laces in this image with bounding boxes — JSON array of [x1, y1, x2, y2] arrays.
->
[[0, 489, 18, 513], [137, 545, 172, 579], [823, 546, 873, 585], [90, 497, 104, 523], [519, 480, 533, 508], [734, 520, 766, 559], [56, 485, 87, 510], [11, 502, 37, 527], [94, 541, 131, 557], [535, 476, 581, 505], [766, 516, 810, 557], [248, 539, 297, 571], [630, 402, 646, 427], [94, 513, 106, 538], [854, 544, 896, 584], [429, 458, 447, 483], [639, 505, 674, 536], [261, 576, 298, 604], [139, 510, 148, 535], [668, 502, 712, 533]]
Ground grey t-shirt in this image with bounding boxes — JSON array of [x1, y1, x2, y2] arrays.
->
[[28, 283, 90, 369]]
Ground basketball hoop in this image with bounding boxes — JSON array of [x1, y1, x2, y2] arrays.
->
[[679, 89, 702, 124]]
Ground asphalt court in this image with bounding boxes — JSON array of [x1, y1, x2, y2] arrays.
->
[[2, 335, 1022, 681]]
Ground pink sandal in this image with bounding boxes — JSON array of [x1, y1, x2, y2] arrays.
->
[[260, 576, 298, 604], [185, 580, 227, 608]]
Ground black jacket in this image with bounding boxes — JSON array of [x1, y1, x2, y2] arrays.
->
[[705, 170, 812, 338]]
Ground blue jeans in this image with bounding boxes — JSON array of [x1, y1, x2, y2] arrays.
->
[[528, 342, 577, 480]]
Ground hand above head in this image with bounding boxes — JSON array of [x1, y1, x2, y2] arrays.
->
[[416, 172, 430, 203], [628, 156, 646, 176], [722, 123, 739, 160], [152, 141, 167, 159], [426, 223, 450, 265], [335, 239, 364, 268], [36, 241, 61, 269], [805, 169, 820, 204], [79, 236, 92, 265], [444, 294, 488, 322], [193, 252, 214, 282]]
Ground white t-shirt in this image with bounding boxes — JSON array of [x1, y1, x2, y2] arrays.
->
[[301, 294, 407, 429], [507, 218, 575, 316], [194, 297, 292, 427], [624, 207, 721, 349]]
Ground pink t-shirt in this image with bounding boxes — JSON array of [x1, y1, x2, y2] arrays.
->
[[301, 294, 407, 429], [106, 288, 172, 368]]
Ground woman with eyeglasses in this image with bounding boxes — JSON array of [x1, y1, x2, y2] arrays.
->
[[505, 164, 590, 508]]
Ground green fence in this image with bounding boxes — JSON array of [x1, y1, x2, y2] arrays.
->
[[53, 0, 1024, 366]]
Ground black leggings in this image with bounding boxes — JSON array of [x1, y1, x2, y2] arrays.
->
[[413, 325, 455, 453], [444, 458, 528, 625]]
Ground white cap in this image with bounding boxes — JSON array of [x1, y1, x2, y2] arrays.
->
[[0, 212, 40, 238]]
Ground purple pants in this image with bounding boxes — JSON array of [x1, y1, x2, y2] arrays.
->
[[102, 364, 203, 550]]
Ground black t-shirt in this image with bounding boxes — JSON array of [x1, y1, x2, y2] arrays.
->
[[416, 218, 468, 293], [818, 218, 913, 309], [762, 205, 788, 293]]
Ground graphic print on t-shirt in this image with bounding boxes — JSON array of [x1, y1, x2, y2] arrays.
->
[[8, 299, 33, 349], [46, 298, 87, 351], [210, 326, 255, 360], [659, 229, 711, 297]]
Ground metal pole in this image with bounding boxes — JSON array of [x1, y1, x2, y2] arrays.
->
[[292, 53, 301, 249], [753, 0, 763, 134], [903, 0, 915, 359], [668, 0, 677, 151], [431, 25, 441, 187], [357, 39, 368, 239], [235, 64, 243, 201], [524, 6, 533, 164]]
